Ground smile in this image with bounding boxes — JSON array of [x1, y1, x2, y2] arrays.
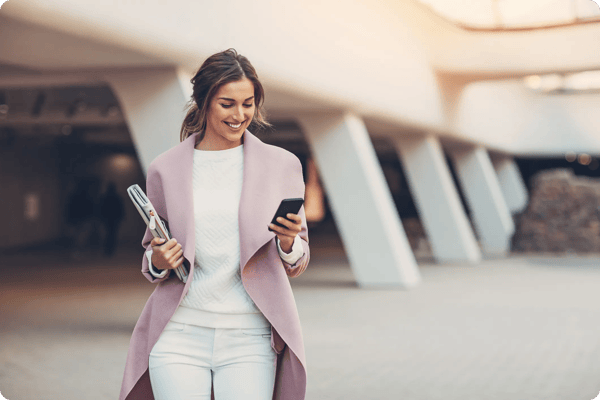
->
[[225, 121, 243, 129]]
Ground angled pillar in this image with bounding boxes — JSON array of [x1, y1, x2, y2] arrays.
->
[[297, 112, 421, 288], [104, 67, 192, 173], [492, 155, 529, 214], [449, 146, 514, 256], [392, 135, 481, 263]]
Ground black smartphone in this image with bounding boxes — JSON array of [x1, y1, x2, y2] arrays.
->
[[268, 198, 304, 231]]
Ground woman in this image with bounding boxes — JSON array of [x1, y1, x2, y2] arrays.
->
[[119, 49, 310, 400]]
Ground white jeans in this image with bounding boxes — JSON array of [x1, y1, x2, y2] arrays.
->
[[149, 320, 277, 400]]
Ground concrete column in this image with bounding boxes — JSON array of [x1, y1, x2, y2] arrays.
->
[[492, 156, 529, 214], [297, 112, 421, 288], [103, 67, 192, 173], [392, 135, 481, 263], [449, 146, 514, 255]]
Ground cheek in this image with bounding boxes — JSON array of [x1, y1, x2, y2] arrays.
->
[[215, 107, 227, 120], [206, 107, 218, 122], [210, 109, 227, 126]]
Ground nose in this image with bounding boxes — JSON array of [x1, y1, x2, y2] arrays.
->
[[232, 105, 244, 121]]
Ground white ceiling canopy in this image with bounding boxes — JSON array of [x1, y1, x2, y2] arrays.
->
[[417, 0, 600, 29]]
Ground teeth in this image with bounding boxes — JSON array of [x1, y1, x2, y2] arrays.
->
[[226, 122, 242, 129]]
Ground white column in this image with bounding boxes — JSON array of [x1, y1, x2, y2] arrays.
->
[[492, 155, 529, 214], [392, 135, 481, 263], [449, 146, 514, 255], [297, 112, 421, 288], [103, 67, 193, 173]]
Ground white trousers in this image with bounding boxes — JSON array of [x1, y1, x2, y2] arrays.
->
[[149, 320, 277, 400]]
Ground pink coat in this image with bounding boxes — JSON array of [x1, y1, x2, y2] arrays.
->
[[119, 130, 310, 400]]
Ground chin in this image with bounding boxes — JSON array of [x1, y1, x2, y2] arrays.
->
[[222, 131, 244, 143]]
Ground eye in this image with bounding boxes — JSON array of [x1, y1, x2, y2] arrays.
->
[[243, 103, 254, 108], [220, 104, 233, 108]]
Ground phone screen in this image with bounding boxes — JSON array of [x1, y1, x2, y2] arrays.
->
[[268, 198, 304, 231]]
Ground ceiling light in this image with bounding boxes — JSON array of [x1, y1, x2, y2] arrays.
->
[[565, 151, 577, 162], [578, 153, 592, 165]]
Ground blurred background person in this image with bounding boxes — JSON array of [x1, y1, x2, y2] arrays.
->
[[99, 181, 125, 257], [64, 179, 96, 259]]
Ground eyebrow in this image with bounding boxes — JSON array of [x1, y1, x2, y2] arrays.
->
[[218, 96, 254, 102]]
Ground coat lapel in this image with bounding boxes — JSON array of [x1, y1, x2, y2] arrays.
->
[[161, 132, 198, 281], [163, 130, 278, 279], [238, 130, 278, 272]]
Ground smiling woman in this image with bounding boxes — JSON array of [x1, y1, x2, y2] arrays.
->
[[120, 48, 310, 400], [198, 78, 256, 150], [179, 48, 271, 143]]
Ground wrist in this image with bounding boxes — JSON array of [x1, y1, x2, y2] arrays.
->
[[147, 250, 168, 278], [278, 237, 293, 254]]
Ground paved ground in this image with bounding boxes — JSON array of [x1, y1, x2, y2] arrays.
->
[[2, 239, 600, 400]]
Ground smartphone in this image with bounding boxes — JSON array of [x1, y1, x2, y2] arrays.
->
[[268, 198, 304, 231]]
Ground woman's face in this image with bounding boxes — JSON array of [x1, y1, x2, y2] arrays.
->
[[201, 77, 256, 150]]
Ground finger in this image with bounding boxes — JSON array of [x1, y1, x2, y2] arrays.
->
[[155, 239, 169, 251], [286, 213, 302, 223], [173, 256, 184, 268], [272, 225, 298, 239], [165, 245, 180, 260], [270, 227, 292, 242], [276, 216, 300, 230], [162, 238, 178, 251], [151, 237, 167, 246], [170, 249, 184, 263], [276, 218, 301, 234], [152, 243, 167, 254], [284, 214, 303, 227], [269, 223, 290, 235], [269, 222, 281, 232]]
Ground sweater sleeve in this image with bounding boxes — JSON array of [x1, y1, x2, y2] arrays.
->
[[276, 235, 304, 265], [140, 164, 172, 283]]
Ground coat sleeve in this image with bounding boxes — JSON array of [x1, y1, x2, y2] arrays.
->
[[281, 203, 310, 278], [140, 164, 172, 283], [280, 157, 310, 278]]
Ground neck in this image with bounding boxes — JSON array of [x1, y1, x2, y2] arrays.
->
[[195, 130, 244, 151]]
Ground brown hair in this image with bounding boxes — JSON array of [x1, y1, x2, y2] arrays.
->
[[180, 48, 271, 142]]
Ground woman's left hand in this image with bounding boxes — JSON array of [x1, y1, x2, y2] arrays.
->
[[269, 213, 302, 253]]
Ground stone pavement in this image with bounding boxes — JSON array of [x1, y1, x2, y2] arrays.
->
[[2, 242, 600, 400]]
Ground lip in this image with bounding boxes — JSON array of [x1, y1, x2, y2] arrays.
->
[[224, 120, 245, 130]]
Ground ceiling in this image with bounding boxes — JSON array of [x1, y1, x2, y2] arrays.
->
[[417, 0, 600, 29]]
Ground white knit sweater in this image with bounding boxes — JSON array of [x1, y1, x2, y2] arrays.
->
[[148, 144, 304, 328]]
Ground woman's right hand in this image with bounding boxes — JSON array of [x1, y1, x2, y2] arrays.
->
[[150, 237, 184, 270]]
